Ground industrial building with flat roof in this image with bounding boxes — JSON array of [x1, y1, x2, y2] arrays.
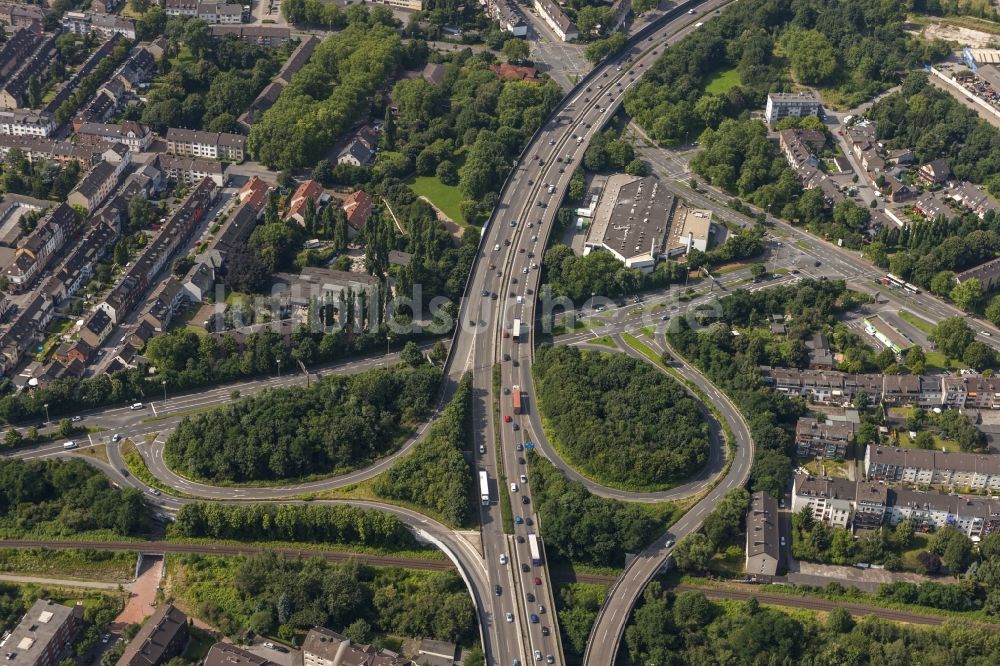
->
[[666, 206, 714, 257], [583, 175, 676, 271]]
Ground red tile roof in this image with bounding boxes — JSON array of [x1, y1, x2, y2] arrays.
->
[[342, 190, 372, 231]]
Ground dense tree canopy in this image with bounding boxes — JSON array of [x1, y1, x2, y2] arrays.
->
[[529, 453, 667, 568], [533, 346, 709, 490], [250, 24, 404, 168], [164, 364, 440, 482], [373, 374, 474, 526], [0, 458, 147, 538]]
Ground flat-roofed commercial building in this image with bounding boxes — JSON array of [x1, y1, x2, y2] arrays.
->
[[584, 174, 676, 271]]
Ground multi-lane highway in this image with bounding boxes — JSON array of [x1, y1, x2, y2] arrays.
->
[[446, 1, 737, 663]]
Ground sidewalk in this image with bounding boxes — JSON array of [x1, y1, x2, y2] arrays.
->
[[0, 573, 121, 590]]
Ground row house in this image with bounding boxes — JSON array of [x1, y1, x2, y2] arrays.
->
[[155, 154, 225, 186], [72, 46, 157, 127], [946, 182, 1000, 220], [0, 32, 55, 109], [0, 27, 43, 81], [778, 128, 824, 168], [44, 34, 124, 115], [67, 155, 131, 214], [117, 605, 189, 666], [76, 121, 153, 152], [795, 417, 854, 459], [0, 135, 99, 166], [80, 306, 113, 348], [865, 445, 1000, 491], [0, 293, 54, 374], [913, 193, 949, 220], [47, 221, 118, 304], [210, 201, 260, 258], [165, 128, 245, 162], [97, 178, 217, 325], [0, 109, 55, 137], [745, 491, 780, 577], [237, 176, 271, 211], [139, 276, 186, 332], [2, 204, 77, 292], [210, 25, 290, 48], [955, 256, 1000, 293], [942, 374, 1000, 409], [0, 3, 44, 31], [236, 38, 316, 129], [762, 367, 943, 408]]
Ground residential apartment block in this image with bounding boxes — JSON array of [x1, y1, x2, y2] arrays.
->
[[0, 29, 55, 109], [155, 154, 225, 187], [116, 604, 188, 666], [0, 3, 44, 31], [210, 25, 290, 48], [302, 627, 414, 666], [764, 91, 823, 126], [745, 491, 780, 577], [955, 256, 1000, 292], [484, 0, 527, 36], [865, 446, 1000, 491], [0, 600, 83, 666], [0, 109, 55, 137], [165, 128, 245, 162], [203, 644, 274, 666], [76, 122, 153, 152], [792, 473, 1000, 537], [0, 135, 99, 166], [61, 11, 136, 40], [533, 0, 578, 41], [67, 156, 130, 214], [795, 417, 854, 459]]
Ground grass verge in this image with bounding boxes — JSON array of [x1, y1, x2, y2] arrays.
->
[[0, 548, 135, 582], [120, 440, 193, 498], [897, 309, 934, 335]]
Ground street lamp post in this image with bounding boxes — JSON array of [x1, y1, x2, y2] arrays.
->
[[162, 380, 167, 404], [43, 403, 50, 426], [276, 357, 282, 379]]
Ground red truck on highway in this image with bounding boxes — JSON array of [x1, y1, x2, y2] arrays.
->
[[512, 385, 522, 414]]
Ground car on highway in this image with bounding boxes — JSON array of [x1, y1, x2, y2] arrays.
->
[[521, 563, 530, 572], [512, 423, 520, 432], [666, 539, 675, 548], [517, 535, 525, 543], [520, 474, 527, 483], [530, 614, 539, 624], [150, 489, 161, 496], [71, 416, 82, 422], [63, 441, 78, 450], [521, 495, 529, 504], [120, 468, 129, 477], [495, 584, 502, 596], [516, 443, 523, 451], [527, 592, 535, 602], [111, 434, 121, 442], [518, 457, 526, 465], [515, 516, 523, 524], [541, 626, 550, 636], [538, 605, 545, 614], [500, 553, 508, 565], [534, 650, 542, 662], [533, 576, 542, 585], [526, 517, 532, 526], [546, 656, 554, 664], [780, 536, 786, 546], [504, 415, 512, 422], [482, 289, 490, 297], [130, 402, 143, 410], [506, 612, 514, 623], [510, 483, 518, 492]]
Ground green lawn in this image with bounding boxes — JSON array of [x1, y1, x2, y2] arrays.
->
[[897, 431, 961, 453], [924, 350, 965, 372], [898, 310, 934, 335], [704, 66, 742, 95], [410, 176, 465, 225], [900, 533, 932, 573]]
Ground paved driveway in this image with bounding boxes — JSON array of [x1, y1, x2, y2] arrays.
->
[[115, 555, 163, 625]]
